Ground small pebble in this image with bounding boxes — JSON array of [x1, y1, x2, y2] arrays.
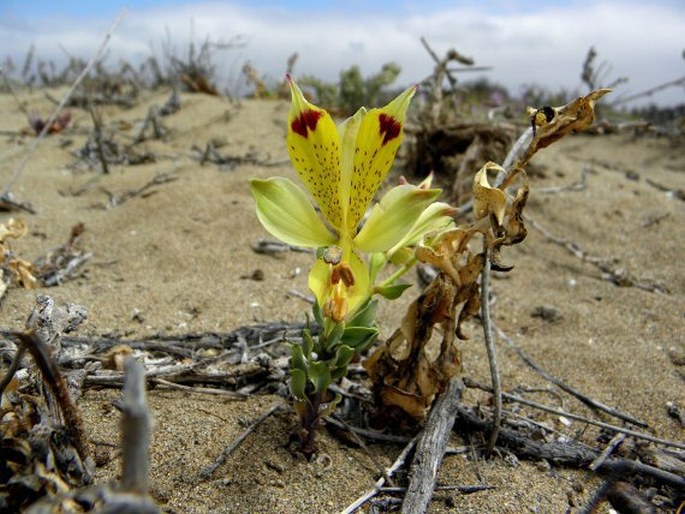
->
[[531, 305, 563, 322]]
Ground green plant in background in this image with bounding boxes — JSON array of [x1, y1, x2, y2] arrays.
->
[[250, 76, 454, 457], [300, 62, 401, 115]]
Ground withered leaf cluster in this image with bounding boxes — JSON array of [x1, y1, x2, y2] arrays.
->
[[365, 89, 610, 420], [365, 163, 527, 420], [1, 392, 94, 511]]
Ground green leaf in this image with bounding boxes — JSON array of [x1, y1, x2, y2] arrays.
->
[[330, 344, 355, 381], [334, 344, 355, 369], [375, 282, 412, 300], [290, 368, 307, 399], [347, 298, 378, 328], [386, 201, 456, 257], [319, 392, 343, 417], [250, 177, 337, 248], [308, 361, 331, 394], [312, 302, 324, 327], [341, 326, 379, 352], [290, 343, 308, 372], [368, 252, 386, 285], [323, 322, 345, 352], [331, 365, 349, 381], [302, 329, 315, 359]]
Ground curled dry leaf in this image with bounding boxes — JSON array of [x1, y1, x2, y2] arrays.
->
[[0, 218, 38, 289], [7, 258, 38, 289], [365, 224, 490, 420], [519, 88, 612, 168], [0, 218, 28, 251], [491, 175, 529, 271], [473, 163, 507, 225]]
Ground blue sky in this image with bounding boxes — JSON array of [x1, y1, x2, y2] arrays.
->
[[3, 1, 684, 106], [4, 0, 587, 17]]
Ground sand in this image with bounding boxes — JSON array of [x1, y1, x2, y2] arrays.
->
[[1, 86, 683, 513]]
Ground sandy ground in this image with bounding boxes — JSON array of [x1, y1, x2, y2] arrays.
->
[[1, 87, 683, 513]]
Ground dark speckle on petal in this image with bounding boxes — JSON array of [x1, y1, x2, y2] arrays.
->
[[379, 113, 401, 146], [291, 109, 322, 138]]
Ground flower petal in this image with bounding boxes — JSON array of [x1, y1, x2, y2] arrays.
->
[[347, 251, 371, 316], [354, 184, 440, 253], [308, 257, 330, 309], [346, 85, 416, 230], [386, 201, 456, 256], [308, 251, 370, 320], [286, 78, 343, 230], [250, 177, 337, 247], [337, 107, 365, 232]]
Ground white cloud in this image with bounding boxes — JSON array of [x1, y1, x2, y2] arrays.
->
[[2, 1, 683, 106]]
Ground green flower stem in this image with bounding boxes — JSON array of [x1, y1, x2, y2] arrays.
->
[[377, 255, 418, 289], [298, 391, 322, 460]]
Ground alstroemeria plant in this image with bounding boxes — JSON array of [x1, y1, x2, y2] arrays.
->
[[250, 77, 453, 456]]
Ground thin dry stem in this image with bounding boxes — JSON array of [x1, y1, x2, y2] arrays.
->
[[480, 246, 501, 454], [3, 8, 127, 195]]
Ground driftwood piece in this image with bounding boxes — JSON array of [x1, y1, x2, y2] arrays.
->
[[20, 296, 91, 461], [117, 357, 151, 494], [401, 378, 464, 514]]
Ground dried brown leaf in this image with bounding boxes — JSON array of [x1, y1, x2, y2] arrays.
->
[[0, 218, 28, 247], [520, 88, 612, 168], [365, 272, 467, 420], [473, 162, 507, 225]]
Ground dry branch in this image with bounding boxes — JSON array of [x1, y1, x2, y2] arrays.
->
[[480, 247, 501, 453], [494, 324, 647, 427], [464, 378, 685, 451], [401, 378, 464, 514]]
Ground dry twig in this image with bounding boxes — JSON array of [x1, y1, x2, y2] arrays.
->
[[200, 403, 283, 478], [464, 378, 685, 451], [528, 216, 669, 294], [340, 436, 418, 514], [480, 246, 501, 453], [494, 324, 647, 427]]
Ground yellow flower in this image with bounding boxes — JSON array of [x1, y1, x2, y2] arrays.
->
[[251, 78, 447, 321]]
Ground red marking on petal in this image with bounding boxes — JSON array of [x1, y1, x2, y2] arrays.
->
[[379, 113, 401, 146], [291, 109, 322, 138]]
